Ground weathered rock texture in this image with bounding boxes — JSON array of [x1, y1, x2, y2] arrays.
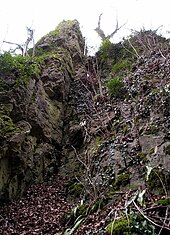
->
[[0, 21, 170, 204], [0, 20, 85, 201]]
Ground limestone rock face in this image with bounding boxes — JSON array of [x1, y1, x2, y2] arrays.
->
[[0, 21, 170, 203], [0, 20, 85, 201]]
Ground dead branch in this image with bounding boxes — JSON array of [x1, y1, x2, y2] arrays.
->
[[3, 40, 24, 55], [24, 27, 35, 56], [107, 18, 126, 40], [71, 145, 99, 200], [95, 13, 126, 41], [3, 26, 35, 56], [133, 201, 170, 231], [94, 13, 106, 41], [127, 38, 140, 58]]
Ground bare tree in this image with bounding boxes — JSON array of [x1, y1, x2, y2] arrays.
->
[[2, 41, 24, 55], [95, 13, 126, 41], [3, 27, 35, 56], [23, 27, 35, 56]]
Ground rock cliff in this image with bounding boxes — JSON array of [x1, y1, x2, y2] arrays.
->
[[0, 20, 170, 234], [0, 21, 170, 203], [0, 20, 85, 201]]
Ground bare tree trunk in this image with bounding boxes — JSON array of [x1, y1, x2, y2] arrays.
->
[[24, 27, 34, 56], [95, 13, 126, 41]]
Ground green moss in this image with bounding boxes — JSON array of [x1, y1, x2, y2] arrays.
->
[[156, 198, 170, 205], [106, 214, 156, 235], [113, 173, 130, 190], [35, 20, 79, 56], [137, 152, 148, 164], [106, 216, 133, 235], [95, 136, 103, 147], [0, 115, 20, 136], [145, 124, 158, 135]]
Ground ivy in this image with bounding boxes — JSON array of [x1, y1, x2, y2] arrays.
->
[[0, 52, 41, 87]]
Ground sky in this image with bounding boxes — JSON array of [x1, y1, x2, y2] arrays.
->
[[0, 0, 169, 53]]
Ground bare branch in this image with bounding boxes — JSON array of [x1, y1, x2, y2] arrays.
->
[[3, 26, 35, 56], [95, 13, 126, 41], [3, 40, 24, 55], [127, 38, 140, 58], [24, 27, 34, 56], [107, 19, 126, 40], [94, 13, 106, 41]]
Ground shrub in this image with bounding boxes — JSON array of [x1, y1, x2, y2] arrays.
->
[[0, 52, 41, 87], [98, 39, 113, 60], [107, 77, 126, 98]]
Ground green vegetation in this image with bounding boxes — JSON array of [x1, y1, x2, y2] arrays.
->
[[68, 182, 83, 199], [107, 77, 126, 99], [106, 215, 157, 235], [145, 124, 159, 135], [156, 198, 170, 205], [147, 168, 170, 194], [95, 136, 103, 147], [112, 57, 133, 77], [137, 152, 148, 164], [98, 39, 114, 61], [0, 115, 20, 137], [106, 216, 132, 235], [0, 52, 41, 88], [113, 173, 130, 190]]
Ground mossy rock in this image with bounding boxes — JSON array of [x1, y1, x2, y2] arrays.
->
[[0, 115, 20, 137], [106, 216, 133, 235], [113, 173, 130, 190], [106, 215, 157, 235], [137, 152, 148, 164]]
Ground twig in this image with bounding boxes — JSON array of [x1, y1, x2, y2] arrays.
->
[[110, 210, 117, 235], [3, 40, 24, 55], [158, 206, 169, 235], [153, 169, 168, 197], [158, 49, 166, 59], [127, 38, 140, 58], [144, 205, 168, 212], [133, 201, 170, 230]]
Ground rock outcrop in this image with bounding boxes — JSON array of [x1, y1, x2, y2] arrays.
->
[[0, 20, 85, 201], [0, 21, 169, 206]]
